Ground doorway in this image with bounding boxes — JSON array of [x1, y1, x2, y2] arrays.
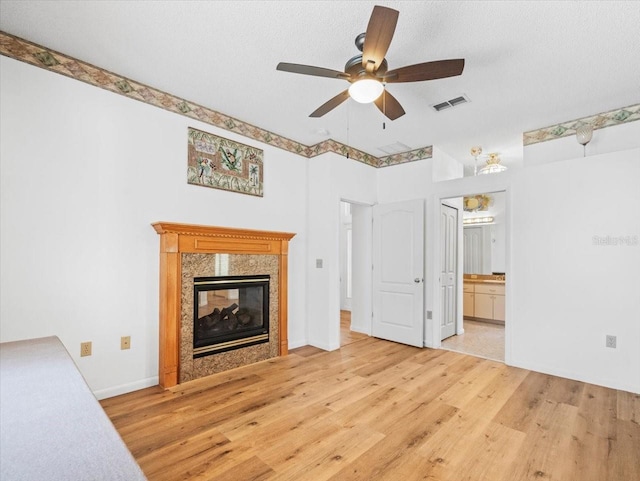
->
[[338, 200, 374, 348], [440, 190, 506, 362], [339, 201, 353, 313]]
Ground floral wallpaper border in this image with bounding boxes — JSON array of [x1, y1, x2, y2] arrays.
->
[[523, 104, 640, 146], [0, 31, 431, 168]]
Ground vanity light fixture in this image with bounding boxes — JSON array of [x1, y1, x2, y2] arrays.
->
[[348, 79, 384, 103], [463, 216, 495, 225], [463, 194, 492, 212]]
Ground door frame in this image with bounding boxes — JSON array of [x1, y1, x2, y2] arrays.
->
[[339, 201, 353, 312], [428, 182, 512, 365]]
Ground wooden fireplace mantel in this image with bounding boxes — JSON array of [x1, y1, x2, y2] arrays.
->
[[152, 222, 295, 388]]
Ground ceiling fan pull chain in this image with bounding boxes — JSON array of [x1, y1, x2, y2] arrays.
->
[[383, 86, 386, 130], [346, 101, 350, 159]]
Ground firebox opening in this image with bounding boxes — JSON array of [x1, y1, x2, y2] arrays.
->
[[193, 275, 270, 358]]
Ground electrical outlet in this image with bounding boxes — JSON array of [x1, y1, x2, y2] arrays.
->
[[606, 335, 616, 349], [121, 336, 131, 350], [80, 341, 92, 357]]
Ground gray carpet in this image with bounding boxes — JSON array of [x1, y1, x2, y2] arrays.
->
[[0, 336, 147, 480]]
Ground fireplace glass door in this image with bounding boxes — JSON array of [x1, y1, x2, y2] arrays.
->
[[193, 275, 269, 358]]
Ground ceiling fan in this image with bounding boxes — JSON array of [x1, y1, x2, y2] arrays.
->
[[276, 5, 465, 121]]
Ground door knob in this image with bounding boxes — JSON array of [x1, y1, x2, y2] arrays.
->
[[414, 278, 423, 283]]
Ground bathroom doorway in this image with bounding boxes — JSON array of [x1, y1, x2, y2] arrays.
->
[[441, 190, 506, 362]]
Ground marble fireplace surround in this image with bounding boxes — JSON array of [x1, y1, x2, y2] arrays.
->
[[152, 222, 295, 389]]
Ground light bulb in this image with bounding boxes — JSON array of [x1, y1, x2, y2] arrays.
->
[[576, 124, 593, 146], [348, 79, 384, 103]]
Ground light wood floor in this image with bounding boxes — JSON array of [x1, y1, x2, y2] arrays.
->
[[102, 314, 639, 481]]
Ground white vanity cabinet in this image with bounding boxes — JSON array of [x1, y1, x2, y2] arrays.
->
[[473, 283, 505, 322], [463, 283, 475, 317]]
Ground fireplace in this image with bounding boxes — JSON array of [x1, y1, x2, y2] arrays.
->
[[153, 222, 295, 388], [193, 275, 270, 358]]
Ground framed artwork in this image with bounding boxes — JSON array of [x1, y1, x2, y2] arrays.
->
[[187, 127, 263, 197]]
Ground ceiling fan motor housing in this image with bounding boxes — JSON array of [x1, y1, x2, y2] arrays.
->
[[345, 54, 388, 81]]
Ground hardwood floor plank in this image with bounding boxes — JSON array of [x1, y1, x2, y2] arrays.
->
[[444, 421, 527, 481], [436, 359, 505, 408], [328, 384, 412, 429], [504, 400, 579, 480], [217, 374, 364, 441], [210, 455, 275, 481], [617, 390, 640, 424], [266, 423, 385, 481], [226, 404, 334, 449], [608, 419, 640, 481], [326, 401, 459, 481], [136, 429, 233, 479], [417, 420, 527, 481], [101, 325, 639, 481], [110, 373, 265, 430], [492, 371, 557, 433], [560, 383, 618, 481], [288, 345, 324, 357]]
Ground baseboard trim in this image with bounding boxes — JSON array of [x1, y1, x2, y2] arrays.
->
[[94, 376, 159, 400], [350, 325, 371, 336], [509, 359, 639, 395], [287, 338, 307, 350]]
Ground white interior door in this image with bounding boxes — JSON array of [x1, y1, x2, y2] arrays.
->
[[372, 200, 424, 347], [441, 204, 458, 340]]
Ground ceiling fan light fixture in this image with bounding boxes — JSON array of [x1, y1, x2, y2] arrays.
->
[[478, 153, 507, 175], [348, 79, 384, 103]]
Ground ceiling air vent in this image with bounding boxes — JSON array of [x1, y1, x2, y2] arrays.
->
[[377, 141, 413, 156], [431, 94, 470, 112]]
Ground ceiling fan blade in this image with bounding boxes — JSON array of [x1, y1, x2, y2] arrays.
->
[[277, 62, 349, 80], [383, 59, 465, 83], [374, 89, 405, 120], [362, 6, 399, 73], [309, 90, 350, 117]]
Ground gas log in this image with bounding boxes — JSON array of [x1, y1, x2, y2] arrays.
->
[[197, 303, 254, 335]]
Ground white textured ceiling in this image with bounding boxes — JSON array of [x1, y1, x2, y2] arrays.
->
[[1, 1, 639, 170]]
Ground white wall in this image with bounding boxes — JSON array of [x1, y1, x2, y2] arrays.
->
[[524, 120, 640, 166], [3, 54, 638, 397], [379, 130, 640, 394], [0, 56, 309, 398], [490, 221, 506, 273], [306, 153, 377, 351], [423, 142, 640, 393], [512, 148, 640, 393]]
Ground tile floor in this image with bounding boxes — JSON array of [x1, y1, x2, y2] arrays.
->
[[441, 319, 505, 362], [341, 311, 504, 362]]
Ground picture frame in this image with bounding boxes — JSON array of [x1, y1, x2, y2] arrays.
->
[[187, 127, 263, 197]]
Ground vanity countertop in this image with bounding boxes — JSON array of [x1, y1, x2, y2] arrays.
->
[[464, 276, 505, 285]]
